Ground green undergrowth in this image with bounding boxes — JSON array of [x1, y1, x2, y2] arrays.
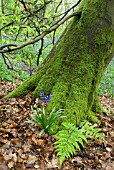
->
[[26, 106, 65, 136], [98, 57, 114, 98], [1, 57, 113, 97], [0, 59, 29, 82], [26, 107, 105, 167], [54, 121, 105, 167]]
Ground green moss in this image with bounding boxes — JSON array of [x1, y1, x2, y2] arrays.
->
[[92, 91, 103, 114], [47, 81, 68, 110], [5, 69, 45, 98], [5, 0, 114, 126], [5, 78, 36, 98], [87, 111, 100, 124]]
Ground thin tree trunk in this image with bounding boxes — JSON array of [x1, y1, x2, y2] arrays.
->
[[1, 0, 4, 14]]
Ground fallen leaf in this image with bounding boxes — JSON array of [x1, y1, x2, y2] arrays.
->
[[8, 162, 14, 169], [27, 155, 38, 164]]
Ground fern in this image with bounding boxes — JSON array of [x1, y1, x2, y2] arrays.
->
[[54, 122, 86, 166], [54, 121, 105, 167], [79, 120, 105, 140]]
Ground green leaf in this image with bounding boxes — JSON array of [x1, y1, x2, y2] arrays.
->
[[26, 107, 64, 135], [39, 129, 45, 136], [26, 119, 38, 125]]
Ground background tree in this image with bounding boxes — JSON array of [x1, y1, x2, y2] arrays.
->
[[0, 0, 114, 125], [1, 0, 4, 13], [0, 0, 76, 73]]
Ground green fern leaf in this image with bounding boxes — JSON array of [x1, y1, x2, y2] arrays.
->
[[54, 120, 105, 167]]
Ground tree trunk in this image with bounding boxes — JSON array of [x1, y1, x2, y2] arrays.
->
[[1, 0, 4, 14], [5, 0, 114, 125]]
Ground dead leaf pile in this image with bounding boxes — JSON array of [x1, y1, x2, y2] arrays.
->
[[0, 81, 114, 170]]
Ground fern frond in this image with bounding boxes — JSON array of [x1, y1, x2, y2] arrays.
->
[[54, 120, 105, 167], [54, 122, 84, 166]]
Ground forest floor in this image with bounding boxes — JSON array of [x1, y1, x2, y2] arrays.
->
[[0, 81, 114, 170]]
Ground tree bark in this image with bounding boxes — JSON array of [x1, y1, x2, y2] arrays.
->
[[1, 0, 4, 14], [5, 0, 114, 125]]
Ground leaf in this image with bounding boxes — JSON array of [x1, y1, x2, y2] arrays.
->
[[27, 155, 38, 164], [26, 107, 64, 135], [39, 129, 45, 136], [26, 119, 39, 125], [8, 162, 14, 169]]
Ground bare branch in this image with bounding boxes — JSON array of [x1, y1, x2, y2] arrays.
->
[[55, 0, 63, 13], [52, 30, 56, 45], [1, 0, 5, 14], [0, 21, 14, 31], [0, 11, 81, 53], [53, 0, 82, 25], [2, 53, 14, 70], [19, 0, 29, 12], [0, 44, 18, 49], [0, 0, 52, 32], [37, 38, 44, 66]]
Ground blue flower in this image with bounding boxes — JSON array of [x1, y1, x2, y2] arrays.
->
[[40, 86, 44, 97], [43, 97, 48, 103], [39, 86, 52, 103], [40, 91, 44, 97], [42, 94, 52, 103], [46, 95, 50, 102]]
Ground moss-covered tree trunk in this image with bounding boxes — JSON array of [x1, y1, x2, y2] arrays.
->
[[6, 0, 114, 125]]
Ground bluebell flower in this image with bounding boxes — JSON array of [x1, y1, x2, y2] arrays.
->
[[43, 97, 48, 103], [46, 95, 50, 102], [39, 86, 52, 103], [39, 86, 44, 97], [40, 91, 44, 97]]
